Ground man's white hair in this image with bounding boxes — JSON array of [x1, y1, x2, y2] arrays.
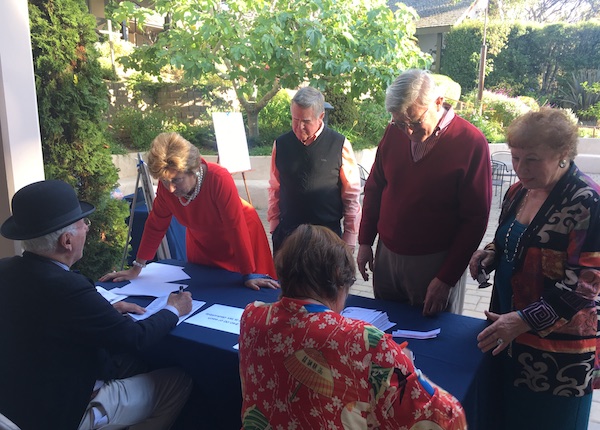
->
[[22, 223, 78, 254], [385, 69, 441, 115]]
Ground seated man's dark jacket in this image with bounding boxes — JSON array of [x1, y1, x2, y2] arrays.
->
[[0, 252, 179, 430]]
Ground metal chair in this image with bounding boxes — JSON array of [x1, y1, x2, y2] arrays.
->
[[491, 151, 517, 185], [491, 160, 509, 207], [358, 164, 370, 194]]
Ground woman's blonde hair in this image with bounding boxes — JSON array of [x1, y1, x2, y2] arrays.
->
[[147, 132, 201, 180]]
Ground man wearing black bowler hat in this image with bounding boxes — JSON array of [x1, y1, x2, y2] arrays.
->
[[0, 180, 193, 430]]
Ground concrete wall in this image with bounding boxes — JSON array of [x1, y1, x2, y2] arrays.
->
[[106, 82, 214, 123]]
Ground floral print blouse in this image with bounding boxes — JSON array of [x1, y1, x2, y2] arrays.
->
[[239, 297, 466, 430], [488, 163, 600, 395]]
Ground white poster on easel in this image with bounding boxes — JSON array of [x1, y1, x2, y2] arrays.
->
[[212, 112, 251, 174]]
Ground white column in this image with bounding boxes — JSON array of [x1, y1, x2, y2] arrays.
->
[[0, 0, 45, 257]]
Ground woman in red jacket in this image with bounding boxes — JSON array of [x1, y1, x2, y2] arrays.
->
[[101, 132, 278, 290]]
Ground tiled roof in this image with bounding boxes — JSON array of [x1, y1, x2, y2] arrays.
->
[[388, 0, 481, 29]]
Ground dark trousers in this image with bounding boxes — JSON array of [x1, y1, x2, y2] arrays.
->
[[272, 221, 342, 255]]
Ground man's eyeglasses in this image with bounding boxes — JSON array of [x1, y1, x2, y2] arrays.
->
[[390, 107, 429, 131], [74, 218, 91, 232]]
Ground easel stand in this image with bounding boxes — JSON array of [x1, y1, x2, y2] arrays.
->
[[120, 154, 171, 270], [216, 154, 253, 206], [240, 171, 252, 206]]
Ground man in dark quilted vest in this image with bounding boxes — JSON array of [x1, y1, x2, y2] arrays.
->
[[267, 87, 362, 254]]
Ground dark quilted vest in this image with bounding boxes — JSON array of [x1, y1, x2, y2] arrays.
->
[[275, 127, 345, 228]]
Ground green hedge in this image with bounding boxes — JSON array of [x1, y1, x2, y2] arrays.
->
[[441, 20, 600, 120]]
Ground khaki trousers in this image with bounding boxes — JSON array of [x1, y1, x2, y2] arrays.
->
[[373, 241, 466, 314], [78, 367, 191, 430]]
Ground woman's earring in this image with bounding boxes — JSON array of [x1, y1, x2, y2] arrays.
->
[[559, 159, 567, 168]]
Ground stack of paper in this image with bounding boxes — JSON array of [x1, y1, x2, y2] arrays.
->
[[109, 262, 191, 297], [341, 306, 396, 332], [392, 328, 440, 339]]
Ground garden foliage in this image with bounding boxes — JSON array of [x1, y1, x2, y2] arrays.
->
[[29, 0, 129, 280], [441, 20, 600, 122], [111, 0, 429, 139]]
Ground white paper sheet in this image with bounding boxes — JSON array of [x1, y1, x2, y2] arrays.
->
[[96, 286, 127, 304], [128, 296, 206, 325], [183, 304, 244, 335], [392, 328, 441, 340], [110, 282, 187, 298], [135, 262, 190, 283], [341, 306, 396, 332]]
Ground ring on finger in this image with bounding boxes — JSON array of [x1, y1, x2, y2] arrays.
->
[[496, 338, 504, 346]]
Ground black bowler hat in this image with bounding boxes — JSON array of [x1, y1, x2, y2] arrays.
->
[[1, 180, 95, 240]]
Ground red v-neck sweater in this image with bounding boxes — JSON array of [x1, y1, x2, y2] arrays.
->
[[359, 116, 492, 286]]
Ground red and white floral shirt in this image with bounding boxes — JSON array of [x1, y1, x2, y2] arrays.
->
[[239, 297, 466, 430]]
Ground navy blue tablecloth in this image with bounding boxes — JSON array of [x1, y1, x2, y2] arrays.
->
[[100, 260, 494, 429]]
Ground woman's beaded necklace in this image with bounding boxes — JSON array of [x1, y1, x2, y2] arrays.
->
[[178, 166, 204, 207], [504, 190, 529, 263]]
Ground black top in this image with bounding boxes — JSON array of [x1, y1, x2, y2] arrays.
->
[[275, 127, 345, 228]]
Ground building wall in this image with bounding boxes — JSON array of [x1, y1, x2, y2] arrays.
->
[[106, 81, 211, 122]]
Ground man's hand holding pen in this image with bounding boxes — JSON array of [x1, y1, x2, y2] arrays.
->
[[169, 287, 192, 316]]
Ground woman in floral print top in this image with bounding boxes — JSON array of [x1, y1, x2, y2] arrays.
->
[[239, 224, 466, 430]]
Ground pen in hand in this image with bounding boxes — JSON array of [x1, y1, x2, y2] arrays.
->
[[179, 286, 184, 294]]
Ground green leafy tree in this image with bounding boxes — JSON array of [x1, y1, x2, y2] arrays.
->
[[442, 20, 600, 101], [581, 81, 600, 121], [440, 20, 511, 93], [112, 0, 429, 138], [29, 0, 129, 280]]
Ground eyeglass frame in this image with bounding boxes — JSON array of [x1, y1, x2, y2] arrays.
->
[[390, 106, 430, 131], [82, 218, 91, 227], [160, 172, 189, 187]]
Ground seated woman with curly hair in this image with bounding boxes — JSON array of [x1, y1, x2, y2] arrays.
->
[[239, 224, 467, 429]]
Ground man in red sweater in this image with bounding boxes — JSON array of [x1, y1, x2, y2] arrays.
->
[[357, 69, 492, 316]]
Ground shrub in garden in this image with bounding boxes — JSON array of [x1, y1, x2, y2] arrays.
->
[[30, 0, 129, 280], [463, 90, 537, 127], [323, 89, 360, 129], [247, 90, 292, 149], [432, 74, 462, 106], [111, 107, 173, 151], [458, 111, 506, 143]]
